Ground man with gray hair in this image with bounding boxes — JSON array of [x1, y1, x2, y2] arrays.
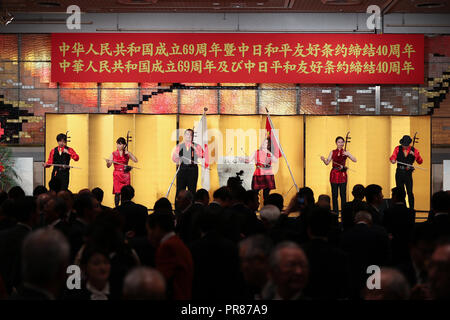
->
[[123, 267, 166, 300], [262, 241, 309, 300], [239, 235, 273, 299], [11, 228, 70, 300], [363, 267, 411, 300]]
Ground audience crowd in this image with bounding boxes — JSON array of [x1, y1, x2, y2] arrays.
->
[[0, 177, 449, 300]]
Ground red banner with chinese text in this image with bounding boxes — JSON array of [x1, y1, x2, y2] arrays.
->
[[51, 33, 424, 84]]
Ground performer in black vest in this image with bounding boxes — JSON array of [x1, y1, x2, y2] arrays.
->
[[171, 129, 204, 195], [390, 135, 423, 209], [44, 133, 79, 191]]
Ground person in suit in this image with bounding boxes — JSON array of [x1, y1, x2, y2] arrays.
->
[[91, 187, 111, 212], [262, 241, 309, 300], [0, 196, 36, 294], [190, 207, 245, 300], [341, 184, 368, 231], [365, 184, 384, 225], [383, 187, 416, 265], [11, 228, 70, 300], [146, 211, 193, 300], [428, 191, 450, 239], [123, 267, 166, 300], [43, 133, 80, 191], [428, 242, 450, 300], [116, 185, 148, 238], [176, 189, 206, 246], [67, 193, 101, 262], [362, 268, 411, 300], [64, 245, 112, 300], [239, 235, 274, 300], [264, 192, 284, 212], [340, 211, 390, 299], [302, 207, 351, 300]]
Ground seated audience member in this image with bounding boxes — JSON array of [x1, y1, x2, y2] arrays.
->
[[428, 241, 450, 300], [0, 196, 36, 294], [176, 190, 205, 245], [43, 196, 68, 228], [259, 205, 281, 230], [57, 190, 75, 224], [364, 184, 384, 225], [116, 185, 148, 238], [68, 193, 101, 262], [362, 268, 411, 300], [64, 245, 112, 300], [262, 241, 309, 300], [194, 188, 210, 207], [8, 186, 25, 201], [383, 187, 415, 265], [302, 207, 350, 300], [397, 222, 437, 293], [239, 235, 273, 299], [154, 197, 173, 214], [123, 267, 166, 300], [0, 199, 17, 231], [190, 208, 245, 300], [210, 187, 232, 209], [341, 184, 367, 231], [340, 211, 390, 299], [33, 185, 48, 197], [0, 190, 8, 207], [428, 191, 450, 239], [316, 195, 331, 211], [147, 211, 193, 300], [11, 228, 70, 300], [91, 187, 111, 211], [264, 193, 284, 212], [76, 212, 140, 297]]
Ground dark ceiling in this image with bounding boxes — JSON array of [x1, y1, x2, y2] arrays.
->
[[1, 0, 450, 14]]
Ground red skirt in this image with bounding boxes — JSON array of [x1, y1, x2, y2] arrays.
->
[[113, 170, 130, 194], [251, 174, 276, 190], [330, 168, 347, 184]]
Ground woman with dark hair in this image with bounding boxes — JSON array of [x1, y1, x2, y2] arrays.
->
[[106, 137, 138, 207], [248, 138, 278, 201], [320, 136, 357, 214]]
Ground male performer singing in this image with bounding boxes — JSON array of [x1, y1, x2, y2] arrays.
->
[[44, 133, 79, 190], [390, 135, 423, 209], [172, 129, 204, 195]]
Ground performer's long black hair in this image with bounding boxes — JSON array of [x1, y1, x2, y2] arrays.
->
[[116, 137, 127, 147]]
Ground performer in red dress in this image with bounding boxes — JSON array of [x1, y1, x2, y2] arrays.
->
[[321, 136, 357, 214], [249, 138, 277, 201], [106, 137, 138, 207]]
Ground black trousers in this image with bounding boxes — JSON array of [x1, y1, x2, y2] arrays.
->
[[396, 169, 414, 209], [51, 169, 70, 191], [331, 182, 347, 214], [176, 165, 198, 196]]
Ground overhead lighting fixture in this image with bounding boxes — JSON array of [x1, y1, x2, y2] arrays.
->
[[415, 2, 445, 9], [0, 9, 14, 26]]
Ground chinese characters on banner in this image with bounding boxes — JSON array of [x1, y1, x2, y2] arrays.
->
[[51, 33, 424, 84]]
